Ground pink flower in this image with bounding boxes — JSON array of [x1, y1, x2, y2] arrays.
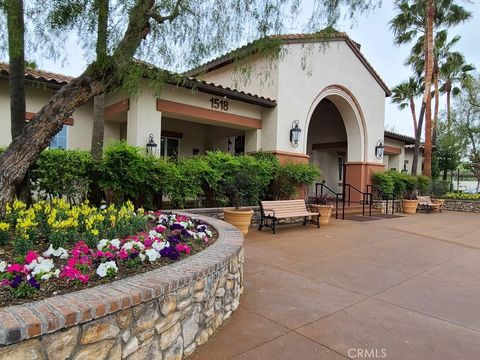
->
[[78, 274, 89, 284], [95, 251, 105, 258], [67, 258, 78, 267], [118, 249, 129, 260], [144, 238, 153, 247], [25, 251, 39, 264], [73, 241, 90, 255], [6, 264, 25, 273], [155, 225, 166, 233], [176, 244, 191, 254], [78, 256, 91, 265], [104, 251, 114, 259]]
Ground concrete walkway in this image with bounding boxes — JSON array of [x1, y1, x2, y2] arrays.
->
[[191, 211, 480, 360]]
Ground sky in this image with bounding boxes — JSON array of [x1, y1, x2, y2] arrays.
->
[[33, 1, 480, 138]]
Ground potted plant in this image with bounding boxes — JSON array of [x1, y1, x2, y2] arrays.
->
[[401, 175, 418, 214], [222, 163, 258, 236], [308, 194, 334, 225]]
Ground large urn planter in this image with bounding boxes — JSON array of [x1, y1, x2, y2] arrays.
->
[[311, 204, 333, 225], [224, 208, 254, 235], [402, 199, 419, 214], [431, 198, 445, 212]]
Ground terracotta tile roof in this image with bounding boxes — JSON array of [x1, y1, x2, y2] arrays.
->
[[135, 59, 276, 107], [0, 62, 73, 87], [0, 60, 276, 108], [186, 32, 391, 97], [384, 130, 416, 144]]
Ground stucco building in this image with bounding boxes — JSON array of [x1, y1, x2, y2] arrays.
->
[[0, 33, 421, 194]]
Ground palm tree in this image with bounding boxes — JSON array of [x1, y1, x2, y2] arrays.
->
[[390, 0, 471, 176], [440, 52, 475, 129], [391, 77, 422, 135]]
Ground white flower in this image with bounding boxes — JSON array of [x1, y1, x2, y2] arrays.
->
[[110, 239, 121, 249], [43, 244, 68, 259], [139, 253, 146, 262], [145, 249, 160, 262], [152, 240, 168, 252], [26, 257, 56, 279], [0, 260, 7, 272], [96, 261, 118, 278], [53, 269, 60, 278], [97, 239, 109, 250], [122, 241, 144, 251], [149, 230, 159, 239]]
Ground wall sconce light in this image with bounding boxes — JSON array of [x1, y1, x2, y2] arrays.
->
[[375, 139, 384, 160], [401, 163, 408, 173], [290, 120, 301, 148], [146, 133, 157, 155]]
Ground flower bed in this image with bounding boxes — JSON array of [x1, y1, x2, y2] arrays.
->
[[0, 200, 216, 306]]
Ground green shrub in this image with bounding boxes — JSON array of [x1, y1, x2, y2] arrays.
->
[[430, 179, 450, 198], [386, 171, 406, 198], [31, 149, 93, 203], [270, 162, 322, 200], [444, 193, 480, 200], [99, 142, 178, 208], [372, 172, 394, 196], [416, 175, 431, 195], [204, 151, 278, 208]]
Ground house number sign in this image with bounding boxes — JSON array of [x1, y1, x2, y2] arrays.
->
[[209, 97, 229, 111]]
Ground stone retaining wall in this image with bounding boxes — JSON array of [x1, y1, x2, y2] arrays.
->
[[371, 200, 402, 214], [443, 199, 480, 213], [0, 214, 244, 360]]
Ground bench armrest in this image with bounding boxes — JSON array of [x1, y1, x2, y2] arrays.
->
[[262, 208, 276, 217]]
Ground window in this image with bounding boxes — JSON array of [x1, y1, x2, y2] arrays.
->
[[50, 126, 68, 149], [160, 137, 179, 158]]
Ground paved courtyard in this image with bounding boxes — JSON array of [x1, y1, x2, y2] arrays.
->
[[191, 211, 480, 360]]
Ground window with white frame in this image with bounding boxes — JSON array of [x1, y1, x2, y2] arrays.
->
[[50, 125, 68, 149]]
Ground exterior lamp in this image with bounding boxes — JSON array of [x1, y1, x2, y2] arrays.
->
[[401, 163, 408, 173], [290, 120, 301, 148], [146, 133, 157, 155], [375, 139, 384, 160]]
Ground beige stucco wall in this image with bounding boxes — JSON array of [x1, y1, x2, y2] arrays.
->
[[275, 41, 386, 162], [0, 79, 93, 150], [384, 138, 405, 172]]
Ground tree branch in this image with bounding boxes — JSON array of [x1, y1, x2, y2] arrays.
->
[[150, 0, 184, 24]]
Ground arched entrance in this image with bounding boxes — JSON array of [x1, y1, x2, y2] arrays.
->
[[305, 85, 367, 196]]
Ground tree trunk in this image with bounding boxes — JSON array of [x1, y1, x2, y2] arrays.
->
[[409, 98, 417, 135], [411, 102, 425, 176], [91, 93, 106, 161], [90, 0, 109, 162], [446, 87, 452, 131], [432, 62, 439, 145], [6, 0, 32, 204], [423, 0, 435, 179], [0, 0, 156, 214]]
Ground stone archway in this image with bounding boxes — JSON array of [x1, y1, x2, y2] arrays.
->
[[305, 85, 370, 196]]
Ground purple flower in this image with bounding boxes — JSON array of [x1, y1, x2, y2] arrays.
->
[[10, 275, 22, 288], [167, 235, 180, 245], [160, 246, 180, 261], [181, 229, 191, 238], [170, 223, 184, 231], [28, 277, 40, 289]]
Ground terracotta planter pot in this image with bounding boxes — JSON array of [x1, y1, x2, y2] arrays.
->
[[402, 199, 418, 214], [311, 204, 333, 225], [431, 199, 445, 212], [223, 208, 254, 235]]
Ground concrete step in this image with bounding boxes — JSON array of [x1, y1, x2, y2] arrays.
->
[[331, 203, 382, 217]]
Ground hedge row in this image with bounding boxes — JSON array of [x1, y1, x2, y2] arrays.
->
[[24, 142, 322, 209], [372, 171, 450, 199]]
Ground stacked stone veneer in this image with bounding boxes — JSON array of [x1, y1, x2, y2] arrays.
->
[[443, 199, 480, 213], [0, 214, 244, 360], [371, 200, 402, 214]]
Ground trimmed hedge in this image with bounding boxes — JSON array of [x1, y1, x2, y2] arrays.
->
[[21, 144, 322, 209]]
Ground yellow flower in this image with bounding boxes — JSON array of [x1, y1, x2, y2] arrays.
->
[[91, 229, 99, 236], [0, 222, 9, 231]]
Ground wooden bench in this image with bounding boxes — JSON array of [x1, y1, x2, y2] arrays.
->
[[417, 196, 441, 214], [258, 199, 320, 234]]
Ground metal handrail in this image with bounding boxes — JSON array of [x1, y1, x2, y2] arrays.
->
[[366, 184, 395, 215], [343, 183, 372, 217], [315, 183, 343, 219]]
